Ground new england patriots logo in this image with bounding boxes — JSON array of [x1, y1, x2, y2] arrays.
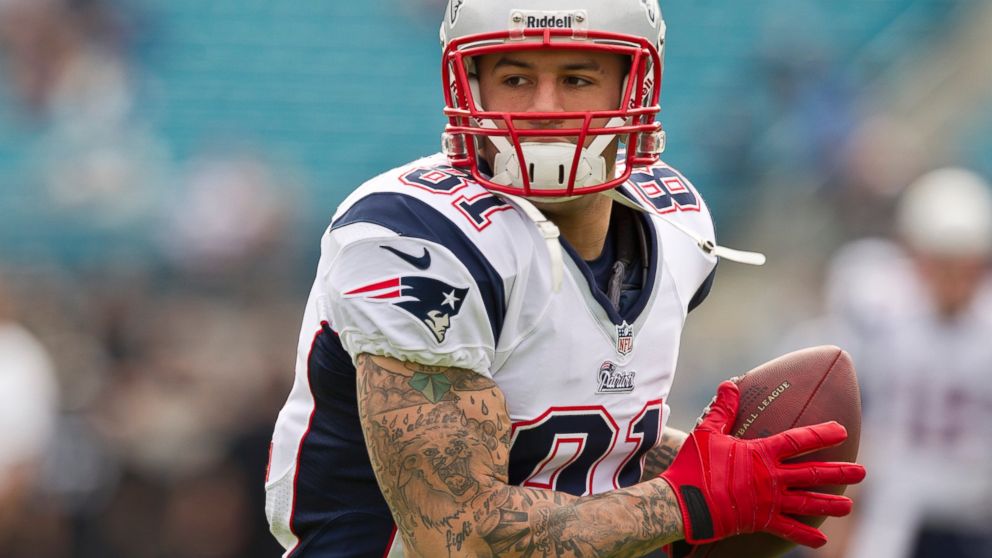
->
[[344, 276, 469, 343]]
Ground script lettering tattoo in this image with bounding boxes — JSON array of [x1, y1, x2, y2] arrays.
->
[[356, 354, 685, 556], [641, 427, 688, 481]]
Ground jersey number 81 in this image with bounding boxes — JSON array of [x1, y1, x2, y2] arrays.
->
[[508, 401, 663, 496]]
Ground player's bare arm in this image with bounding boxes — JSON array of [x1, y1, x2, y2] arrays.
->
[[640, 426, 688, 481], [356, 353, 685, 557]]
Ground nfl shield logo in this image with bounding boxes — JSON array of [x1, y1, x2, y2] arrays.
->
[[616, 321, 634, 356]]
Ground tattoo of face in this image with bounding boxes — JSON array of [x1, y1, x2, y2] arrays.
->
[[358, 355, 511, 535]]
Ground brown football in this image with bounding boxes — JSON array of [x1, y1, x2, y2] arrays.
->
[[675, 345, 862, 558]]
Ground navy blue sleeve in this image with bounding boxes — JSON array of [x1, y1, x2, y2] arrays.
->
[[687, 265, 717, 314]]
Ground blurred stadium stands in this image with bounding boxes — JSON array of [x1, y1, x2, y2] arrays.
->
[[0, 0, 990, 556], [1, 0, 988, 260]]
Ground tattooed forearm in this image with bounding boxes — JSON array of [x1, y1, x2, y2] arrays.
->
[[478, 479, 682, 557], [640, 426, 688, 481], [356, 354, 685, 557]]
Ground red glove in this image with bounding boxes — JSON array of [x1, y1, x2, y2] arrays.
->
[[659, 381, 866, 548]]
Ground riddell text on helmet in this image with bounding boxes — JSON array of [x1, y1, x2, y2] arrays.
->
[[526, 15, 574, 28]]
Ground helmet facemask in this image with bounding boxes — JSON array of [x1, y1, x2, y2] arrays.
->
[[441, 27, 665, 199]]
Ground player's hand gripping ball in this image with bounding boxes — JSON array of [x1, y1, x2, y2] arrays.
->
[[662, 346, 865, 558]]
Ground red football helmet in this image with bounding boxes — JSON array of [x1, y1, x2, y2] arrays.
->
[[440, 0, 667, 199]]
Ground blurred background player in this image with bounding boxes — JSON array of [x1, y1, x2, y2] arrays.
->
[[842, 168, 992, 558], [0, 275, 59, 549], [788, 168, 992, 558]]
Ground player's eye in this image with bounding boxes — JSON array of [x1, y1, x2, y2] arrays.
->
[[563, 75, 594, 87], [502, 75, 531, 88]]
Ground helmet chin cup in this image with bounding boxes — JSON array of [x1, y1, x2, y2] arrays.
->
[[492, 142, 607, 193]]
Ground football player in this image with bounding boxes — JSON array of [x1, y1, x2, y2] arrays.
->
[[265, 1, 865, 556], [826, 169, 992, 558]]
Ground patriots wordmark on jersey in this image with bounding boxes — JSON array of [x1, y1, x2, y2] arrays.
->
[[264, 152, 717, 556]]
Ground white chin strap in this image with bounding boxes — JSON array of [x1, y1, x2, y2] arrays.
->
[[495, 192, 565, 292], [601, 189, 767, 267], [487, 117, 626, 196]]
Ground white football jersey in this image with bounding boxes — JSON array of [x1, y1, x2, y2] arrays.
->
[[265, 153, 717, 556]]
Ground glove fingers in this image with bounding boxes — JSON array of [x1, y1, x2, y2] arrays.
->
[[779, 462, 867, 488], [766, 515, 828, 548], [766, 421, 848, 459], [781, 490, 854, 517], [697, 381, 740, 434]]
